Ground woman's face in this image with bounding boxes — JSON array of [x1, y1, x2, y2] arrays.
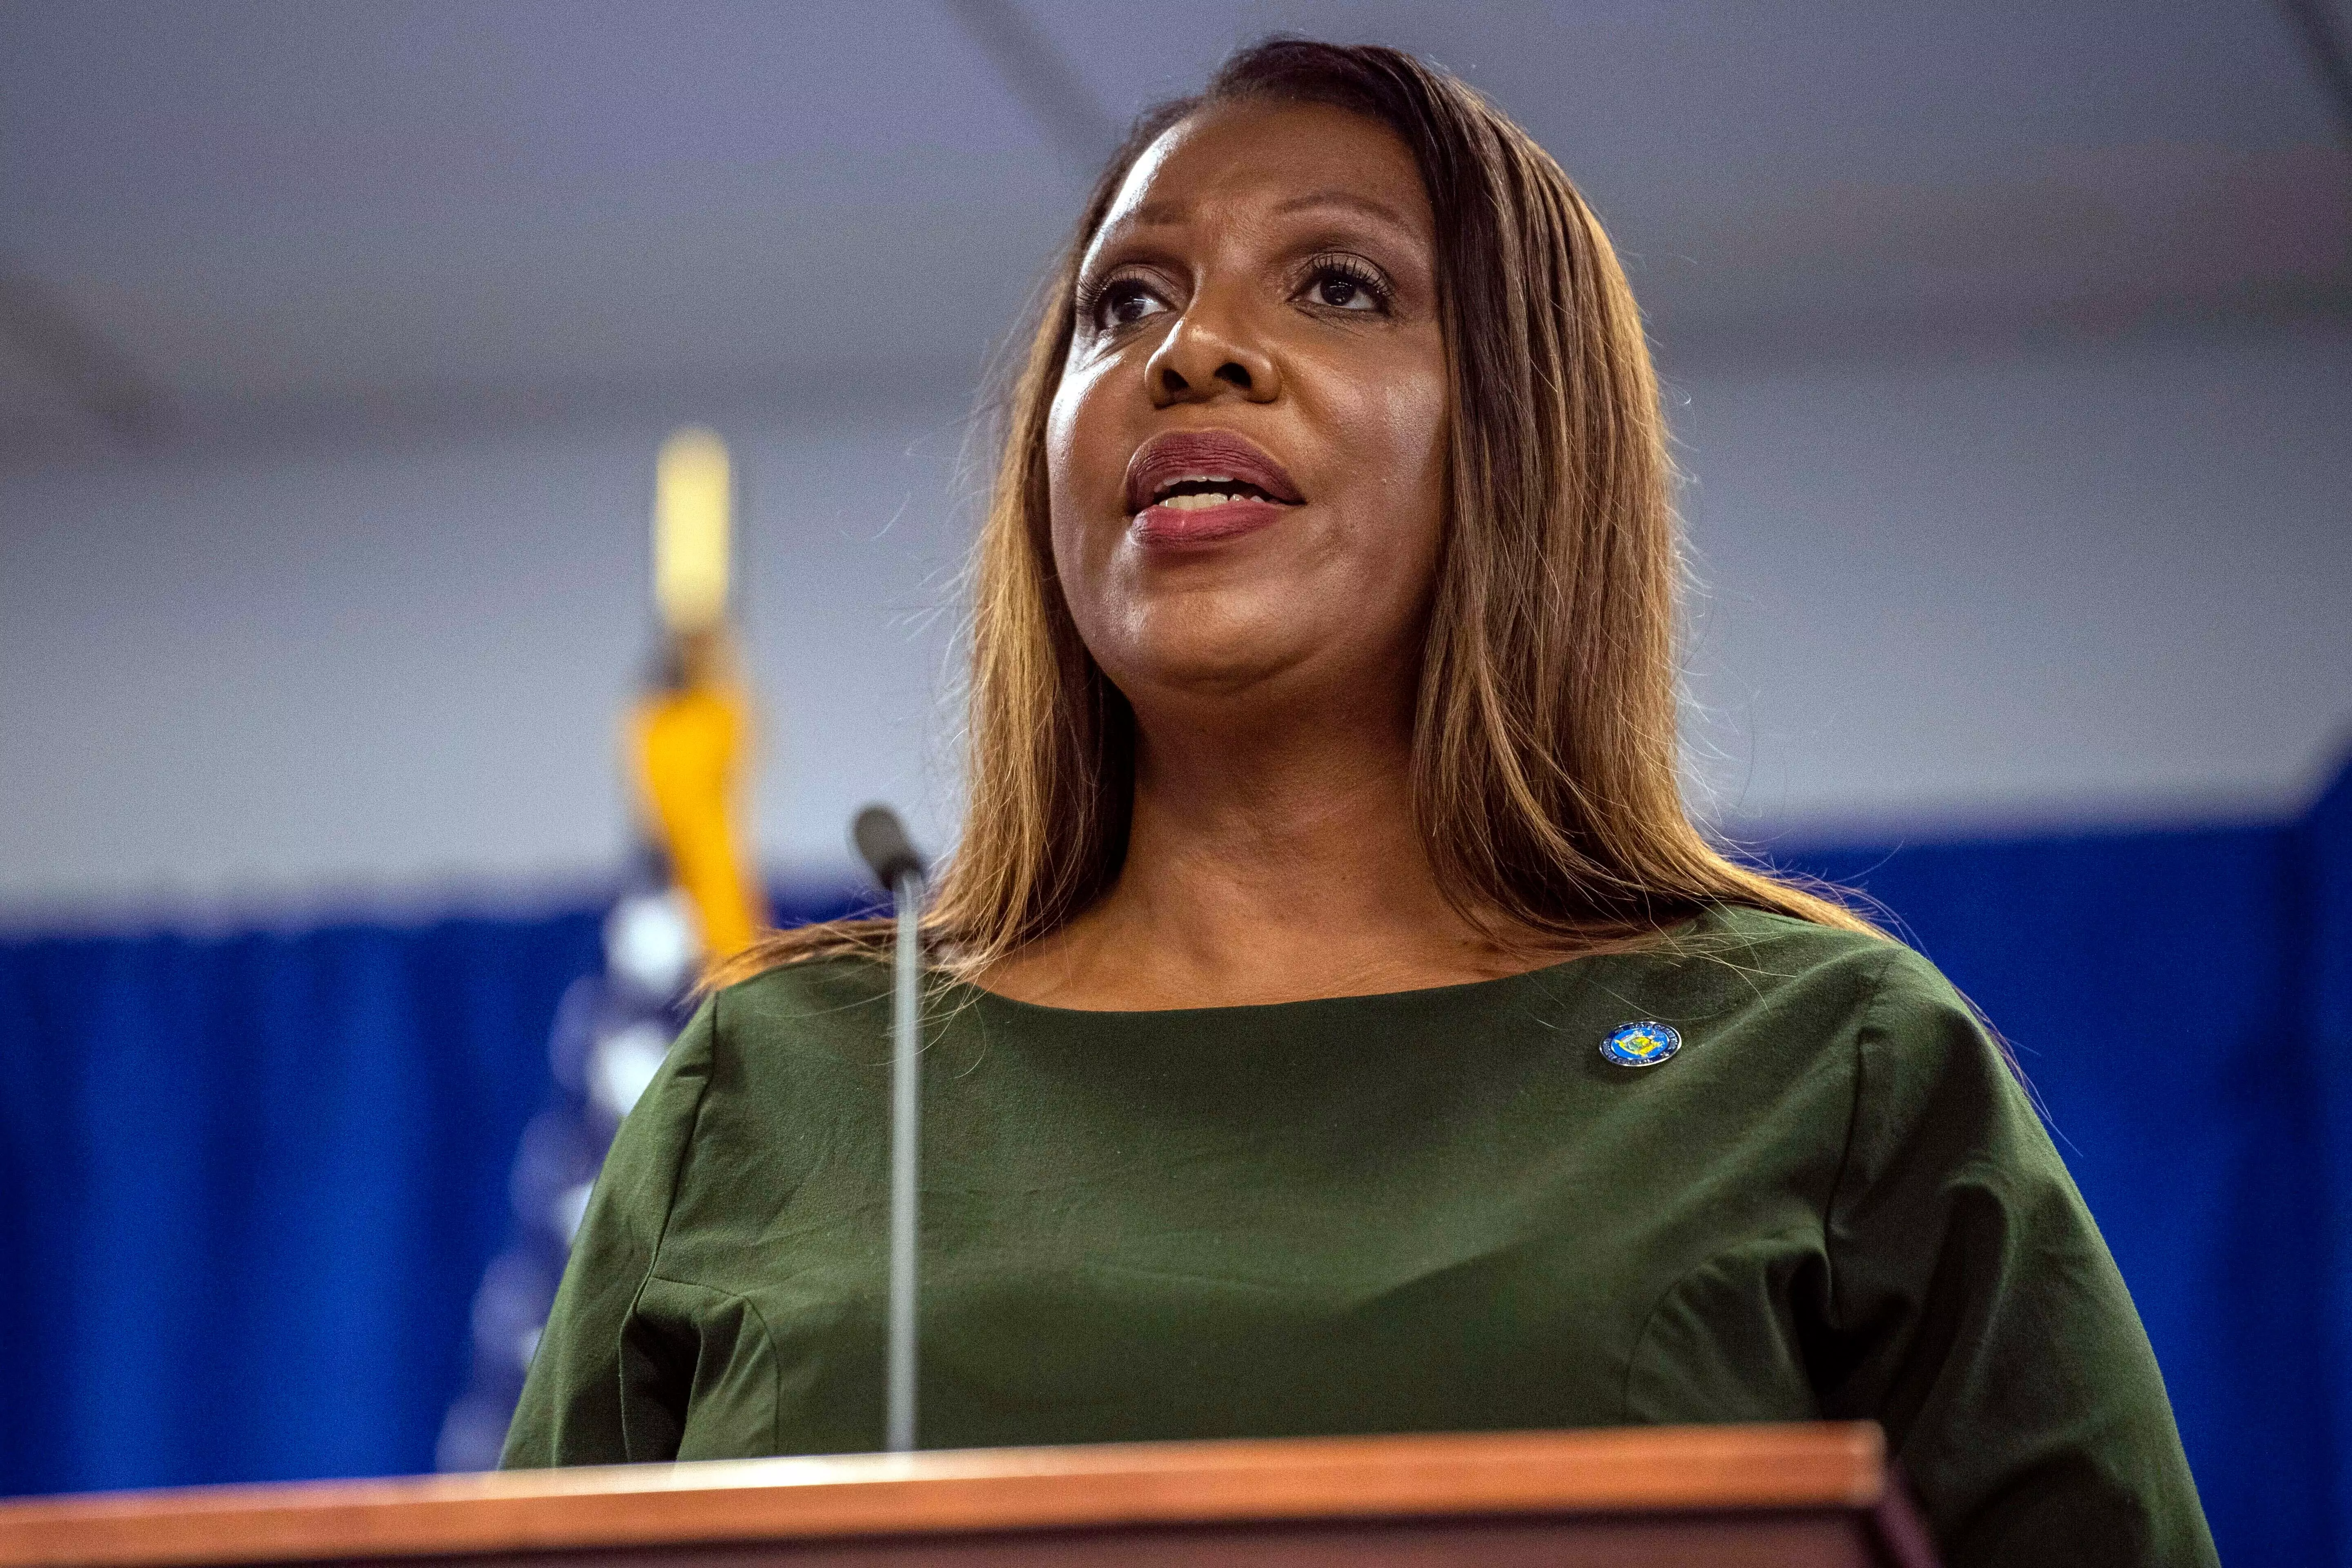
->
[[1046, 100, 1448, 724]]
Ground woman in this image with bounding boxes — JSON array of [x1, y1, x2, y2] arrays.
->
[[505, 40, 2215, 1567]]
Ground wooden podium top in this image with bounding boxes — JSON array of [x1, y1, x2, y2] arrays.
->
[[0, 1425, 1936, 1568]]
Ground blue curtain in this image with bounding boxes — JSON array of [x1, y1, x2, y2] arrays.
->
[[1788, 757, 2350, 1568], [2, 767, 2347, 1567], [0, 911, 601, 1494]]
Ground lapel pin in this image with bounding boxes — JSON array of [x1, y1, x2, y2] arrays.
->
[[1599, 1020, 1682, 1069]]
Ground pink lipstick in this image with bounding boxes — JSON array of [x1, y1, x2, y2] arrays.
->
[[1123, 430, 1303, 546]]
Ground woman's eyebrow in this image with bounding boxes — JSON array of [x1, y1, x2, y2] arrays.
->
[[1105, 187, 1417, 238], [1119, 199, 1190, 230], [1269, 188, 1416, 228]]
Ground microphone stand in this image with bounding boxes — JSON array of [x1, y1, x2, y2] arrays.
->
[[854, 806, 926, 1453]]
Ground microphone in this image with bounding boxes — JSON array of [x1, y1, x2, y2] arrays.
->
[[852, 804, 926, 1453], [853, 806, 925, 895]]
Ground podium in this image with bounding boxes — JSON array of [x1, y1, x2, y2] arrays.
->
[[0, 1425, 1936, 1567]]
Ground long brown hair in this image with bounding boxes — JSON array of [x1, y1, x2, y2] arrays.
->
[[715, 38, 1872, 986]]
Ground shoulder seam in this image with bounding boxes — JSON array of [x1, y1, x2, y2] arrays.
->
[[639, 1272, 790, 1456], [1617, 1224, 1825, 1425], [1619, 1254, 1695, 1423], [617, 998, 723, 1464], [1822, 944, 1909, 1332], [647, 993, 722, 1279]]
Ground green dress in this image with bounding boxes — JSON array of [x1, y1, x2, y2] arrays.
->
[[502, 906, 2216, 1567]]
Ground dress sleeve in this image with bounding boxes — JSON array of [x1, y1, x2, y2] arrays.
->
[[499, 999, 716, 1468], [1825, 947, 2217, 1567]]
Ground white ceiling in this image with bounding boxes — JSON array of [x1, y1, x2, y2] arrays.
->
[[3, 0, 2347, 465]]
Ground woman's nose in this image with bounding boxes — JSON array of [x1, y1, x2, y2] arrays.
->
[[1145, 301, 1280, 407]]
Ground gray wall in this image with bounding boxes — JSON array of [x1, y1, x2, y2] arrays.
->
[[1672, 328, 2352, 838], [4, 327, 2347, 922]]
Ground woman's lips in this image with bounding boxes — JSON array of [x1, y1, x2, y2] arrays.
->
[[1123, 429, 1302, 547], [1133, 494, 1292, 545]]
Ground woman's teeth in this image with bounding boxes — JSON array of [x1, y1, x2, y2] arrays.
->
[[1152, 472, 1277, 511]]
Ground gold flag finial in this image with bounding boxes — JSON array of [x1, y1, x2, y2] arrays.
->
[[633, 426, 770, 964]]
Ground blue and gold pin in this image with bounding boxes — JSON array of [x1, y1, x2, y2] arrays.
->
[[1599, 1020, 1682, 1069]]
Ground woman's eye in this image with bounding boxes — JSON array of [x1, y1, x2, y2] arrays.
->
[[1094, 279, 1168, 330], [1316, 274, 1366, 309], [1302, 264, 1388, 312]]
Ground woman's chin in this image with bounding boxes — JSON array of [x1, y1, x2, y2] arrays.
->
[[1105, 629, 1320, 706]]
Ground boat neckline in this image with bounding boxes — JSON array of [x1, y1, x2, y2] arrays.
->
[[943, 913, 1714, 1022]]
